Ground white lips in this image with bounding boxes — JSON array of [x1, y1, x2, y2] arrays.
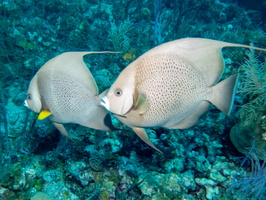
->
[[24, 100, 29, 107], [100, 96, 110, 110]]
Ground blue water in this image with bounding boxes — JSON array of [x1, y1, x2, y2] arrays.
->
[[0, 0, 265, 199]]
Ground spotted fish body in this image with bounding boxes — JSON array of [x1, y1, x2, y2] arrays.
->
[[36, 70, 107, 128], [101, 38, 266, 152], [129, 54, 210, 128], [25, 52, 116, 139]]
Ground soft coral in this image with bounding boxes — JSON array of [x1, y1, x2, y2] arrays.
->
[[230, 143, 266, 200]]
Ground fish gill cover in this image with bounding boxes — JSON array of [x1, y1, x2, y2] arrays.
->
[[0, 0, 266, 199]]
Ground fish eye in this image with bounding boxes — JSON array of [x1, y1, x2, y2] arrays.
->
[[27, 94, 32, 100], [114, 89, 123, 97]]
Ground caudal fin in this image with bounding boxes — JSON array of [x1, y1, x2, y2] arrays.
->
[[207, 74, 238, 115]]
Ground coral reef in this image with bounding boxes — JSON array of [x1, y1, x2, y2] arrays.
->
[[0, 0, 266, 199], [228, 147, 266, 200]]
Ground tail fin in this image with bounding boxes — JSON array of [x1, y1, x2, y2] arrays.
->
[[207, 74, 238, 115]]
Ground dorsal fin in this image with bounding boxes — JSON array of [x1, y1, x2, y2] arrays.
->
[[39, 51, 118, 95], [142, 38, 266, 86]]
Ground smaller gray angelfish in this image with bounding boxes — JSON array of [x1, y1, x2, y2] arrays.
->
[[101, 38, 266, 152], [25, 51, 116, 140]]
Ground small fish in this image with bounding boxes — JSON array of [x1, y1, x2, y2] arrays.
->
[[101, 38, 266, 152], [25, 51, 117, 140]]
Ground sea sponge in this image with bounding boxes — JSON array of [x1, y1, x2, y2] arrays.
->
[[89, 149, 104, 171], [122, 49, 136, 62]]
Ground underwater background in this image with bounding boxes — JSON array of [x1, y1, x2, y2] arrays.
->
[[0, 0, 266, 199]]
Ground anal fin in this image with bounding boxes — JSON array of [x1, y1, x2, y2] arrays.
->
[[133, 127, 162, 153], [53, 122, 74, 142]]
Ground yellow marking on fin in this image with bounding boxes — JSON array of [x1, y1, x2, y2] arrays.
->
[[38, 110, 52, 120]]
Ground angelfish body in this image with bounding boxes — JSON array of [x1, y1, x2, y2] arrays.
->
[[101, 38, 266, 152], [25, 51, 116, 139], [35, 70, 106, 127]]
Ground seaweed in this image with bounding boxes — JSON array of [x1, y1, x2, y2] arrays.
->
[[237, 49, 266, 123], [229, 142, 266, 200]]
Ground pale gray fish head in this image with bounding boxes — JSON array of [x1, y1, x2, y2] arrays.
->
[[25, 75, 42, 113], [100, 62, 137, 116], [100, 88, 133, 117]]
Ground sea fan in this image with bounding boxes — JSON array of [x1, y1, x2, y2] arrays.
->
[[229, 145, 266, 200], [237, 49, 266, 122]]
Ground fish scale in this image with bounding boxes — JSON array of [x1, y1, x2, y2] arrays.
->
[[38, 71, 95, 124], [135, 54, 206, 128]]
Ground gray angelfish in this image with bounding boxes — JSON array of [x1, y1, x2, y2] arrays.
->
[[100, 38, 266, 152], [25, 51, 116, 140]]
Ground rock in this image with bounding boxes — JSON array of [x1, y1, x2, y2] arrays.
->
[[31, 192, 54, 200], [195, 178, 216, 186], [205, 185, 219, 200], [42, 170, 63, 183], [67, 161, 93, 186], [195, 178, 219, 200], [210, 169, 227, 183], [164, 157, 184, 172], [0, 187, 15, 200], [138, 171, 195, 198]]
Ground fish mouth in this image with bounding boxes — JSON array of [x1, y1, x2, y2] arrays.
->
[[24, 100, 28, 107], [100, 96, 110, 110], [100, 96, 127, 118]]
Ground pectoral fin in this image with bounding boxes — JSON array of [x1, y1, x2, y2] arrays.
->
[[53, 122, 75, 142], [38, 110, 52, 120], [133, 127, 162, 153], [133, 90, 147, 115]]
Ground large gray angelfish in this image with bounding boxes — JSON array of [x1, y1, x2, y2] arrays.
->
[[100, 38, 266, 152], [25, 51, 116, 140]]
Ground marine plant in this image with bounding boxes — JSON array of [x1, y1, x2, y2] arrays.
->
[[122, 48, 136, 62], [229, 49, 266, 198], [153, 0, 166, 45], [230, 48, 266, 159], [108, 19, 133, 53], [229, 144, 266, 200], [237, 49, 266, 122]]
